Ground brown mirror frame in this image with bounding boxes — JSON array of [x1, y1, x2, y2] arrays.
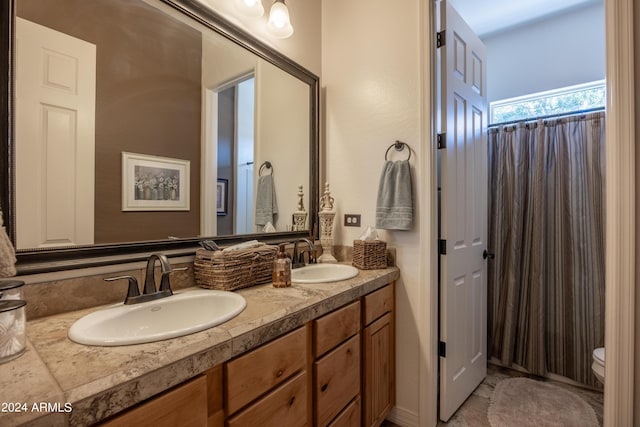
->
[[0, 0, 319, 275]]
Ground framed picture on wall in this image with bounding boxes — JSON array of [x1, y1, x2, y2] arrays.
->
[[122, 152, 190, 211], [217, 179, 228, 216]]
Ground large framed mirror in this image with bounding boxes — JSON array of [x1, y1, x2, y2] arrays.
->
[[0, 0, 319, 274]]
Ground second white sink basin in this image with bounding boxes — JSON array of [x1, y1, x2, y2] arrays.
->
[[68, 289, 246, 346], [292, 264, 359, 284]]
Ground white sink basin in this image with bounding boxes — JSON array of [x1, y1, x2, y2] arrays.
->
[[291, 264, 359, 284], [68, 289, 246, 346]]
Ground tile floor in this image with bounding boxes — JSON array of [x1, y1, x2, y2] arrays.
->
[[382, 363, 604, 427]]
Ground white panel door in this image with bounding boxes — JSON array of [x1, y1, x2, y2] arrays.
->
[[438, 1, 488, 421], [16, 18, 96, 249]]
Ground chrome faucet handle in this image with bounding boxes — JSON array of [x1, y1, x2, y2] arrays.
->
[[104, 276, 140, 304]]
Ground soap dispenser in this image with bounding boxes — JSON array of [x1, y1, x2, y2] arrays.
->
[[272, 244, 292, 288]]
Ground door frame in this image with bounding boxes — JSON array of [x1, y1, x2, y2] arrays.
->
[[420, 0, 635, 425]]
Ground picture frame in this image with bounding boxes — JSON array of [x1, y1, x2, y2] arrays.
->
[[217, 178, 228, 216], [122, 152, 190, 211]]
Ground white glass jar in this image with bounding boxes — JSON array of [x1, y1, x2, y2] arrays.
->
[[0, 300, 27, 364], [0, 280, 25, 300]]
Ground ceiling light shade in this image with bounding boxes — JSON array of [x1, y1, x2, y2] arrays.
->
[[268, 0, 294, 38], [234, 0, 264, 17]]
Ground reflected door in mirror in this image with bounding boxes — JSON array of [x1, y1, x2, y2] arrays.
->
[[16, 18, 96, 249]]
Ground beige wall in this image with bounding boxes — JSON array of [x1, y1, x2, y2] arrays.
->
[[255, 60, 310, 232], [195, 0, 321, 75], [200, 31, 310, 234], [322, 0, 425, 422]]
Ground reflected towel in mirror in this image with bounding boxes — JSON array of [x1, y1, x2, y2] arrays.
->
[[0, 208, 15, 278], [255, 175, 278, 226]]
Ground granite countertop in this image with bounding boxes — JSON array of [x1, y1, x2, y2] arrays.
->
[[0, 266, 399, 426]]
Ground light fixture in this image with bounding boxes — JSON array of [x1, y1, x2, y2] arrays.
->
[[234, 0, 264, 17], [267, 0, 294, 39]]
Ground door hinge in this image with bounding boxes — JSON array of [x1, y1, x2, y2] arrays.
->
[[437, 133, 446, 149], [439, 239, 447, 255], [439, 341, 447, 357], [436, 30, 445, 48]]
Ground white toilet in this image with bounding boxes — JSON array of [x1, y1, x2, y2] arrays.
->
[[592, 347, 605, 384]]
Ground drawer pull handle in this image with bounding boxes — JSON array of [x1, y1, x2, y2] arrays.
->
[[321, 383, 328, 392], [276, 369, 283, 378], [346, 348, 352, 355], [289, 396, 296, 406]]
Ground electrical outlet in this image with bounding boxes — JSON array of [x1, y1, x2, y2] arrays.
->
[[344, 214, 361, 227]]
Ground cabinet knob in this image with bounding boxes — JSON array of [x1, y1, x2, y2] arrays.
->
[[276, 369, 283, 378], [289, 396, 296, 406], [321, 383, 328, 392]]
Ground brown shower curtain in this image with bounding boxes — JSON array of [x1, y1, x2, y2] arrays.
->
[[487, 110, 605, 387]]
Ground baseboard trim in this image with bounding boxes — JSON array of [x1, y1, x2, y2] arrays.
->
[[387, 406, 419, 427]]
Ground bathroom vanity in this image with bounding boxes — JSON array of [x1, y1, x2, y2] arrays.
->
[[0, 267, 398, 426]]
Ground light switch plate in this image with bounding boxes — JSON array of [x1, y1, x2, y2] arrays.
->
[[344, 214, 361, 227]]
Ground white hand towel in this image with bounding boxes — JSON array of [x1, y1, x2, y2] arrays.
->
[[375, 159, 413, 230]]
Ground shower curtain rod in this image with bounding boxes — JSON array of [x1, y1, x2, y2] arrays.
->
[[488, 107, 605, 128]]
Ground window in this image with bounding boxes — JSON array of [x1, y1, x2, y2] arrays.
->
[[490, 80, 605, 124]]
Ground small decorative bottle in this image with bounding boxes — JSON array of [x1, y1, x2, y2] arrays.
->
[[272, 244, 292, 288]]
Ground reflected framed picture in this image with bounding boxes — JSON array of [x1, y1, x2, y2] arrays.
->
[[122, 152, 190, 211], [217, 179, 228, 216]]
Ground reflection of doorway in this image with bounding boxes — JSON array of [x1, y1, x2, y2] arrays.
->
[[15, 18, 96, 249], [214, 75, 255, 236]]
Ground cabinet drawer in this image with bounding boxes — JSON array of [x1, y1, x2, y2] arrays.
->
[[102, 375, 207, 427], [313, 301, 360, 357], [363, 284, 393, 325], [327, 396, 360, 427], [227, 371, 308, 427], [364, 312, 394, 427], [314, 334, 360, 427], [225, 326, 307, 415]]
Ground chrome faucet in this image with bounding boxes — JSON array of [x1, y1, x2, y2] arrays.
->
[[292, 238, 316, 269], [105, 253, 186, 304]]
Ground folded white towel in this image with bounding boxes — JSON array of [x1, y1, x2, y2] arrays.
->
[[255, 175, 278, 226], [375, 160, 413, 230]]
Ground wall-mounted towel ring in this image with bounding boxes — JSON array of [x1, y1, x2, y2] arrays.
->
[[259, 161, 273, 176], [385, 140, 411, 161]]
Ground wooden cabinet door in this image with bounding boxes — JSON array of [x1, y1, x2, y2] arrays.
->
[[225, 327, 307, 415], [314, 334, 360, 427], [226, 372, 308, 427], [101, 375, 208, 427], [363, 312, 394, 427], [327, 397, 360, 427], [363, 285, 393, 326], [313, 301, 360, 358]]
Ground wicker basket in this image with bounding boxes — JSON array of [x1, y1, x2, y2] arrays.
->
[[352, 240, 387, 270], [194, 245, 278, 291]]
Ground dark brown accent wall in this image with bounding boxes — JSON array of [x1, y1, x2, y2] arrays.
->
[[17, 0, 202, 243]]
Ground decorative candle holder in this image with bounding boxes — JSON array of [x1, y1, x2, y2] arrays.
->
[[317, 182, 337, 263], [292, 185, 307, 231]]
